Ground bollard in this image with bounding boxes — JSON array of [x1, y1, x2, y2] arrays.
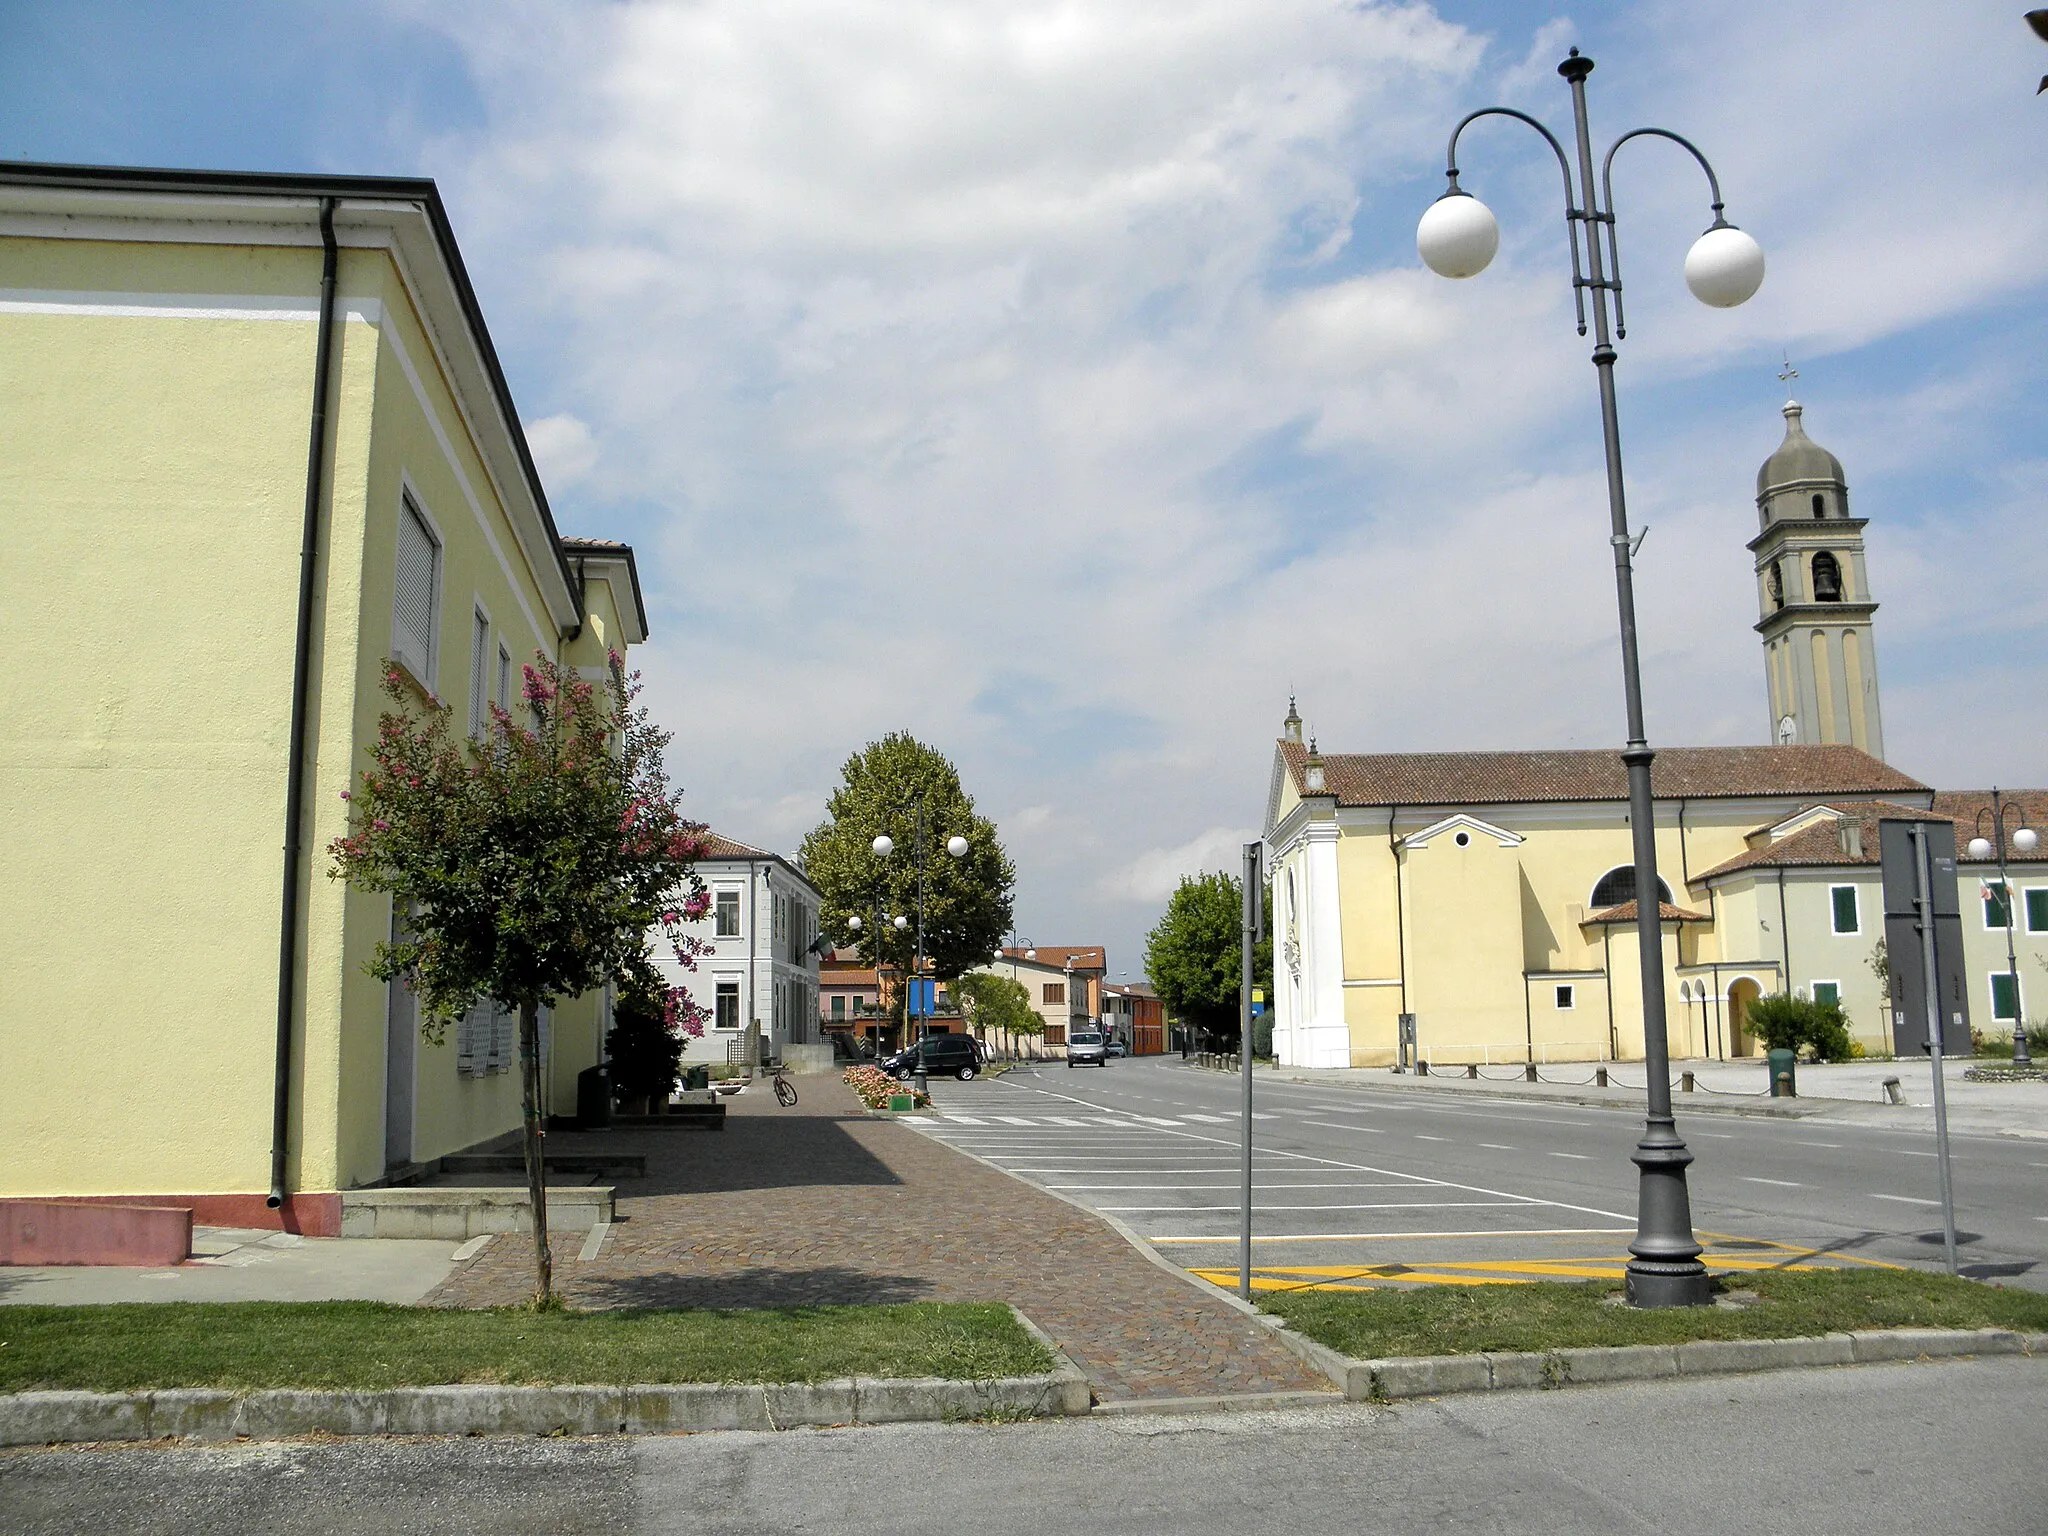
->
[[1417, 1060, 1429, 1076], [1681, 1070, 1695, 1093], [1595, 1067, 1608, 1088], [1881, 1075, 1904, 1106], [1524, 1062, 1538, 1082], [1774, 1070, 1795, 1098], [1465, 1064, 1478, 1079]]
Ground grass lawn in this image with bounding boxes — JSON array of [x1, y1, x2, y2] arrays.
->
[[0, 1300, 1052, 1393], [1263, 1269, 2048, 1361]]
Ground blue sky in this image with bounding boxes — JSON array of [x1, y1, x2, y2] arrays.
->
[[10, 2, 2044, 979]]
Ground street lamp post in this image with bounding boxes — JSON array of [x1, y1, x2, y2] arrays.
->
[[1966, 790, 2040, 1069], [1419, 47, 1765, 1308], [873, 805, 970, 1097]]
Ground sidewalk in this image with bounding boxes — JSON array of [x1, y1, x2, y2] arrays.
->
[[0, 1228, 457, 1306], [427, 1077, 1333, 1405], [1251, 1057, 2047, 1139]]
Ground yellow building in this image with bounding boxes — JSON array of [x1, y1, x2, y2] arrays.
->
[[1264, 400, 2046, 1069], [0, 164, 648, 1233]]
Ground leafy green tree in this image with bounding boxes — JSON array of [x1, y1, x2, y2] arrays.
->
[[1144, 871, 1273, 1050], [1743, 992, 1855, 1062], [950, 971, 1041, 1056], [330, 655, 709, 1303], [801, 734, 1015, 1020], [606, 946, 694, 1108]]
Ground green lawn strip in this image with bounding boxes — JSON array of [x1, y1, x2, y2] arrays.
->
[[1262, 1269, 2048, 1360], [0, 1300, 1052, 1394]]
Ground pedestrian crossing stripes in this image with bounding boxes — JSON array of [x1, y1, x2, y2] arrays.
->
[[934, 1112, 1276, 1128]]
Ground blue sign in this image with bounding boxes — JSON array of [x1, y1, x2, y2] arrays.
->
[[908, 978, 937, 1019]]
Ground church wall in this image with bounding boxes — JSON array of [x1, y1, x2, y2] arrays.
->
[[1399, 832, 1526, 1064], [1343, 983, 1404, 1068]]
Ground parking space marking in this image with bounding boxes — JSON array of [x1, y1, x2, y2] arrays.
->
[[1550, 1152, 1591, 1160], [1742, 1177, 1803, 1188], [1870, 1193, 1940, 1205], [1102, 1201, 1537, 1214], [1152, 1228, 1633, 1244], [1297, 1121, 1385, 1133]]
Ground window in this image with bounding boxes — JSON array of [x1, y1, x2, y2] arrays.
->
[[714, 980, 740, 1030], [495, 643, 512, 714], [392, 495, 441, 683], [468, 609, 490, 737], [1811, 550, 1842, 602], [1555, 984, 1575, 1010], [714, 889, 741, 938], [1043, 983, 1066, 1006], [1811, 493, 1826, 519], [1984, 881, 2014, 931], [2027, 889, 2048, 934], [1812, 981, 1840, 1009], [1830, 885, 1859, 936], [1991, 971, 2021, 1023], [831, 994, 846, 1019], [1589, 867, 1674, 910]]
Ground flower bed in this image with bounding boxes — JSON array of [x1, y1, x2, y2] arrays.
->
[[843, 1064, 928, 1110]]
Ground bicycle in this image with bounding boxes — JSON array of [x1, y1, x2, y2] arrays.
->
[[765, 1062, 798, 1106]]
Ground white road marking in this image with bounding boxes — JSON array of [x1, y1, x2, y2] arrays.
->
[[991, 1116, 1039, 1126], [1870, 1193, 1940, 1206], [941, 1115, 988, 1125], [1897, 1150, 1937, 1158], [1297, 1121, 1386, 1133], [1151, 1228, 1635, 1244], [1415, 1135, 1450, 1142], [1046, 1116, 1093, 1126], [1103, 1201, 1535, 1213], [1135, 1116, 1183, 1126], [1742, 1177, 1803, 1188], [1796, 1141, 1842, 1149], [1182, 1113, 1233, 1123], [1550, 1152, 1592, 1161], [1047, 1182, 1424, 1190], [1479, 1144, 1515, 1151]]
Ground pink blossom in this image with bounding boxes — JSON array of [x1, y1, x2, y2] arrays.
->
[[373, 819, 390, 832], [339, 790, 351, 801]]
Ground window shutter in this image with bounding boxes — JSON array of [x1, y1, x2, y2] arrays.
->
[[393, 499, 439, 680], [468, 611, 489, 736], [490, 1004, 515, 1075], [457, 1003, 482, 1076]]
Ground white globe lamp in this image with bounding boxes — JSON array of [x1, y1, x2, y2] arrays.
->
[[1968, 836, 1995, 861], [946, 834, 969, 858], [1682, 224, 1764, 308], [1417, 192, 1500, 279], [893, 915, 909, 931], [871, 834, 894, 857], [847, 915, 862, 931], [2015, 828, 2039, 855]]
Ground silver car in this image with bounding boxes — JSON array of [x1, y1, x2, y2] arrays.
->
[[1066, 1029, 1108, 1068]]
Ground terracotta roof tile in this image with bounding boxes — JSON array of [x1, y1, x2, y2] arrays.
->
[[1691, 800, 1952, 882], [1931, 791, 2048, 864], [997, 946, 1106, 971], [1584, 900, 1711, 923], [1280, 739, 1927, 807]]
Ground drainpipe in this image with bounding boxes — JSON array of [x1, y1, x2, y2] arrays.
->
[[269, 197, 341, 1212], [1389, 809, 1407, 1016], [1777, 868, 1793, 995]]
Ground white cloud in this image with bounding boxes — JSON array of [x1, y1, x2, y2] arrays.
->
[[523, 412, 599, 491], [1100, 826, 1260, 905]]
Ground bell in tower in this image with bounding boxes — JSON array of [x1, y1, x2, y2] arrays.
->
[[1750, 395, 1885, 759]]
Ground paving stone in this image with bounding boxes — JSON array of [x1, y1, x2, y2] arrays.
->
[[427, 1080, 1329, 1403]]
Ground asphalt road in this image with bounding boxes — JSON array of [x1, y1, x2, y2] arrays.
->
[[6, 1357, 2042, 1534], [908, 1056, 2048, 1292]]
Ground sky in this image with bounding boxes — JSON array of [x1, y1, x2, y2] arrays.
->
[[7, 1, 2045, 982]]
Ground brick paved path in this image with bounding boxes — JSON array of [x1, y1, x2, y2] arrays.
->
[[427, 1078, 1330, 1403]]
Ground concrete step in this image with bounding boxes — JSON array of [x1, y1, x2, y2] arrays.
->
[[438, 1154, 645, 1179], [339, 1186, 614, 1239]]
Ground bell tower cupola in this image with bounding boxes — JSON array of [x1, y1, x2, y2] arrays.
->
[[1751, 397, 1885, 759]]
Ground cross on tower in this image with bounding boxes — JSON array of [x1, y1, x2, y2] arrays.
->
[[1778, 355, 1799, 396]]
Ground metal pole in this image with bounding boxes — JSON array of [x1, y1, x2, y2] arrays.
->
[[912, 794, 929, 1099], [1991, 792, 2032, 1069], [1559, 51, 1709, 1308], [1912, 824, 1960, 1275], [1239, 840, 1262, 1300]]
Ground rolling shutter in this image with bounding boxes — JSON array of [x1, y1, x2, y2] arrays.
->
[[393, 498, 439, 680]]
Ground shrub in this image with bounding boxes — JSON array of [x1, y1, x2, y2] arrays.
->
[[843, 1065, 929, 1110], [1744, 993, 1855, 1062]]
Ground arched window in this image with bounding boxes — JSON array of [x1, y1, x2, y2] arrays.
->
[[1811, 493, 1826, 518], [1589, 866, 1674, 910], [1767, 560, 1783, 610], [1811, 550, 1842, 602]]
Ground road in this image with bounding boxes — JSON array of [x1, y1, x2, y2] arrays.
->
[[908, 1056, 2048, 1292], [5, 1358, 2042, 1534]]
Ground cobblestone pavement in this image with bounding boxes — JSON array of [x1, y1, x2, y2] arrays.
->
[[425, 1077, 1330, 1403]]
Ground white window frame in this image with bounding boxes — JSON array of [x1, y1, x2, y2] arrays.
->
[[714, 977, 742, 1030], [467, 603, 492, 738], [1811, 980, 1841, 1009], [1828, 884, 1860, 936], [714, 888, 742, 939], [1989, 969, 2023, 1023], [495, 640, 512, 716], [2025, 886, 2048, 935], [1555, 984, 1575, 1010], [391, 488, 444, 687], [1982, 879, 2015, 932]]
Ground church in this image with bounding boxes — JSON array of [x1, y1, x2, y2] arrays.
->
[[1264, 400, 2045, 1070]]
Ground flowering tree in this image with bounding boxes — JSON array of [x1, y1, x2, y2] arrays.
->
[[330, 653, 709, 1303]]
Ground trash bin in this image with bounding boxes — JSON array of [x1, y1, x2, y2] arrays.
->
[[576, 1064, 610, 1128], [1767, 1047, 1797, 1098], [683, 1064, 709, 1092]]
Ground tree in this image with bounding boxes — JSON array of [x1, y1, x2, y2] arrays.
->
[[800, 734, 1014, 1021], [1144, 871, 1273, 1050], [950, 971, 1040, 1057], [330, 655, 710, 1304], [1743, 992, 1855, 1063], [606, 945, 700, 1109]]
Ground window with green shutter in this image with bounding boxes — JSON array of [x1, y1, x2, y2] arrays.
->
[[2027, 888, 2048, 934], [1812, 981, 1840, 1008], [1983, 882, 2013, 930], [1830, 885, 1858, 935], [1991, 971, 2021, 1022]]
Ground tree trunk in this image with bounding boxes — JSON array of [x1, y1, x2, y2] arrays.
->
[[519, 998, 553, 1304]]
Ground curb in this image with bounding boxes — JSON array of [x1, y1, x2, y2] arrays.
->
[[1310, 1327, 2048, 1402], [1235, 1064, 1828, 1120], [0, 1308, 1092, 1448]]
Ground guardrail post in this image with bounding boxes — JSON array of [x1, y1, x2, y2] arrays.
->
[[1416, 1060, 1429, 1076], [1681, 1070, 1695, 1093], [1465, 1064, 1478, 1079], [1524, 1062, 1538, 1082], [1595, 1067, 1608, 1088]]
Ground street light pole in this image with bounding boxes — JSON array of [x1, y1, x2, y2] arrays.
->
[[1967, 789, 2040, 1069], [1420, 47, 1765, 1308]]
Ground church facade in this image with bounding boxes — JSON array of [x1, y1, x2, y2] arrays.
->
[[1264, 403, 2046, 1069]]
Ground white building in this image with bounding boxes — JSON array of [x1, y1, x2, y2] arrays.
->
[[661, 835, 822, 1066]]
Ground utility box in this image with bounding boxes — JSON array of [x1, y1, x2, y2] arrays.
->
[[1397, 1013, 1418, 1072], [1878, 818, 1971, 1055], [1767, 1047, 1797, 1097], [576, 1064, 610, 1129]]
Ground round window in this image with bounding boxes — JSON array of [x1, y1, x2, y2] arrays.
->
[[1454, 831, 1471, 847]]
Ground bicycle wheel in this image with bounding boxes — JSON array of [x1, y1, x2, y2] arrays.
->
[[774, 1075, 797, 1106]]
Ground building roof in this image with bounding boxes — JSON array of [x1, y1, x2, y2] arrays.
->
[[559, 538, 649, 645], [1691, 800, 1952, 882], [1278, 739, 1927, 809], [1585, 900, 1712, 924], [997, 946, 1106, 972], [0, 161, 590, 631], [694, 834, 820, 893], [1931, 791, 2048, 865], [819, 961, 878, 988], [1758, 400, 1846, 498]]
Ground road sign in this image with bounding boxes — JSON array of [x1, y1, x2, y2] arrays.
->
[[908, 977, 936, 1019], [1879, 818, 1969, 1055]]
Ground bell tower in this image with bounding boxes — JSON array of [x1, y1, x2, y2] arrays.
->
[[1751, 397, 1885, 759]]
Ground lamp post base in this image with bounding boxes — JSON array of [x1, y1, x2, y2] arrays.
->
[[1626, 1120, 1712, 1308], [1624, 1260, 1713, 1308]]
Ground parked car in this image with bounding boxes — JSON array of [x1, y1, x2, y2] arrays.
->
[[1066, 1030, 1108, 1068], [883, 1034, 983, 1081], [1104, 1038, 1129, 1058]]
